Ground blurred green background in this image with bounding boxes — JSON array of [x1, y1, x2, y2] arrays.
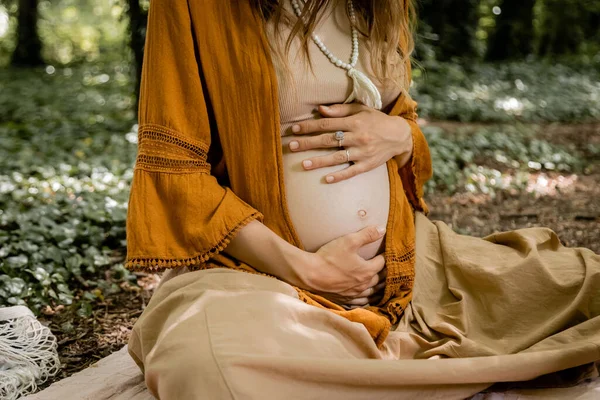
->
[[0, 0, 599, 318]]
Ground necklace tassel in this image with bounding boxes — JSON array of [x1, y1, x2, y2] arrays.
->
[[345, 67, 383, 110]]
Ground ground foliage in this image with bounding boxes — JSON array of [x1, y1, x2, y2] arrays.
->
[[0, 62, 137, 319], [413, 61, 600, 123], [0, 59, 598, 337], [423, 123, 592, 195]]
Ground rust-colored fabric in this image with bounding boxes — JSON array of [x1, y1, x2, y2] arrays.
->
[[124, 0, 432, 348]]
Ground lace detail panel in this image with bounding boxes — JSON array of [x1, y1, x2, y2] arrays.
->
[[381, 243, 416, 326], [125, 211, 263, 271], [387, 246, 415, 265], [135, 123, 211, 173], [387, 247, 416, 286]]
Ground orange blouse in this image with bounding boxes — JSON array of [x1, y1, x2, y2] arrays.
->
[[124, 0, 433, 348]]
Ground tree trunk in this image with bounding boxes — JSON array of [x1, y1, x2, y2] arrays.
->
[[417, 0, 480, 61], [584, 4, 600, 45], [486, 0, 536, 61], [11, 0, 43, 67], [538, 0, 585, 56], [126, 0, 147, 119]]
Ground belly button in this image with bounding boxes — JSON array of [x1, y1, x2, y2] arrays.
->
[[358, 209, 367, 218]]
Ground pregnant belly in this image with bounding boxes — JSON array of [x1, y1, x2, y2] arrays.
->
[[281, 135, 390, 260]]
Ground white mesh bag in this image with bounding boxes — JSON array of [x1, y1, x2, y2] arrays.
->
[[0, 306, 60, 399]]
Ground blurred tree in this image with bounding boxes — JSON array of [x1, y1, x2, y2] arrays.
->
[[583, 2, 600, 46], [125, 0, 147, 117], [11, 0, 43, 66], [485, 0, 536, 61], [538, 0, 585, 56], [417, 0, 480, 61]]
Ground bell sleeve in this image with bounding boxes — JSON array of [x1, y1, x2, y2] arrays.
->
[[124, 0, 264, 272], [389, 59, 433, 215]]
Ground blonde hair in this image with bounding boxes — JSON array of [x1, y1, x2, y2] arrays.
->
[[251, 0, 417, 96]]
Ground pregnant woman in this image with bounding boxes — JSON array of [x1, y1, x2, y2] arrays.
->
[[124, 0, 600, 398]]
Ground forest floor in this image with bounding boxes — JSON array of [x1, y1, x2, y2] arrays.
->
[[425, 120, 600, 253], [35, 120, 600, 392]]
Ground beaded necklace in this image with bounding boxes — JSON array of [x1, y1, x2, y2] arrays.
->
[[290, 0, 383, 109]]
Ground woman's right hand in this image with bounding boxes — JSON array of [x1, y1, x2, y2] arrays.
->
[[298, 225, 388, 308]]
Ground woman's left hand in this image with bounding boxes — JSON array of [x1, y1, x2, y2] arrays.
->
[[288, 103, 413, 183]]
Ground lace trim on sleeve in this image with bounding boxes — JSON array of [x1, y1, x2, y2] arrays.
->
[[134, 123, 211, 173], [125, 211, 263, 271]]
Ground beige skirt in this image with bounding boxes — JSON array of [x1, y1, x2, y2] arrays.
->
[[127, 212, 600, 400]]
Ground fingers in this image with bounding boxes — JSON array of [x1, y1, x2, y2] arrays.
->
[[323, 163, 366, 183], [344, 296, 370, 306], [373, 280, 387, 293], [367, 272, 380, 288], [289, 132, 357, 152], [347, 226, 386, 249], [357, 279, 382, 298], [367, 254, 386, 272], [355, 267, 386, 297], [289, 132, 339, 152], [323, 273, 387, 308], [318, 103, 367, 117], [346, 276, 387, 308], [299, 148, 355, 169], [291, 116, 355, 135], [321, 264, 388, 308], [337, 262, 385, 296], [345, 284, 385, 306], [290, 102, 367, 135]]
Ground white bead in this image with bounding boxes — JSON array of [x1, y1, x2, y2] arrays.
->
[[294, 0, 362, 82]]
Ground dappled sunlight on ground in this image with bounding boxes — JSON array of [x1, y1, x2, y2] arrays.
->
[[523, 172, 578, 197], [427, 172, 600, 253], [424, 120, 599, 252]]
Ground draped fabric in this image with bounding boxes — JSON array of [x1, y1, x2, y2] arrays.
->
[[124, 0, 432, 348]]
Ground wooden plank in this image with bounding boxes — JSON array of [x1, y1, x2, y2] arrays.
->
[[23, 345, 154, 400], [22, 345, 599, 400], [473, 376, 600, 399]]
